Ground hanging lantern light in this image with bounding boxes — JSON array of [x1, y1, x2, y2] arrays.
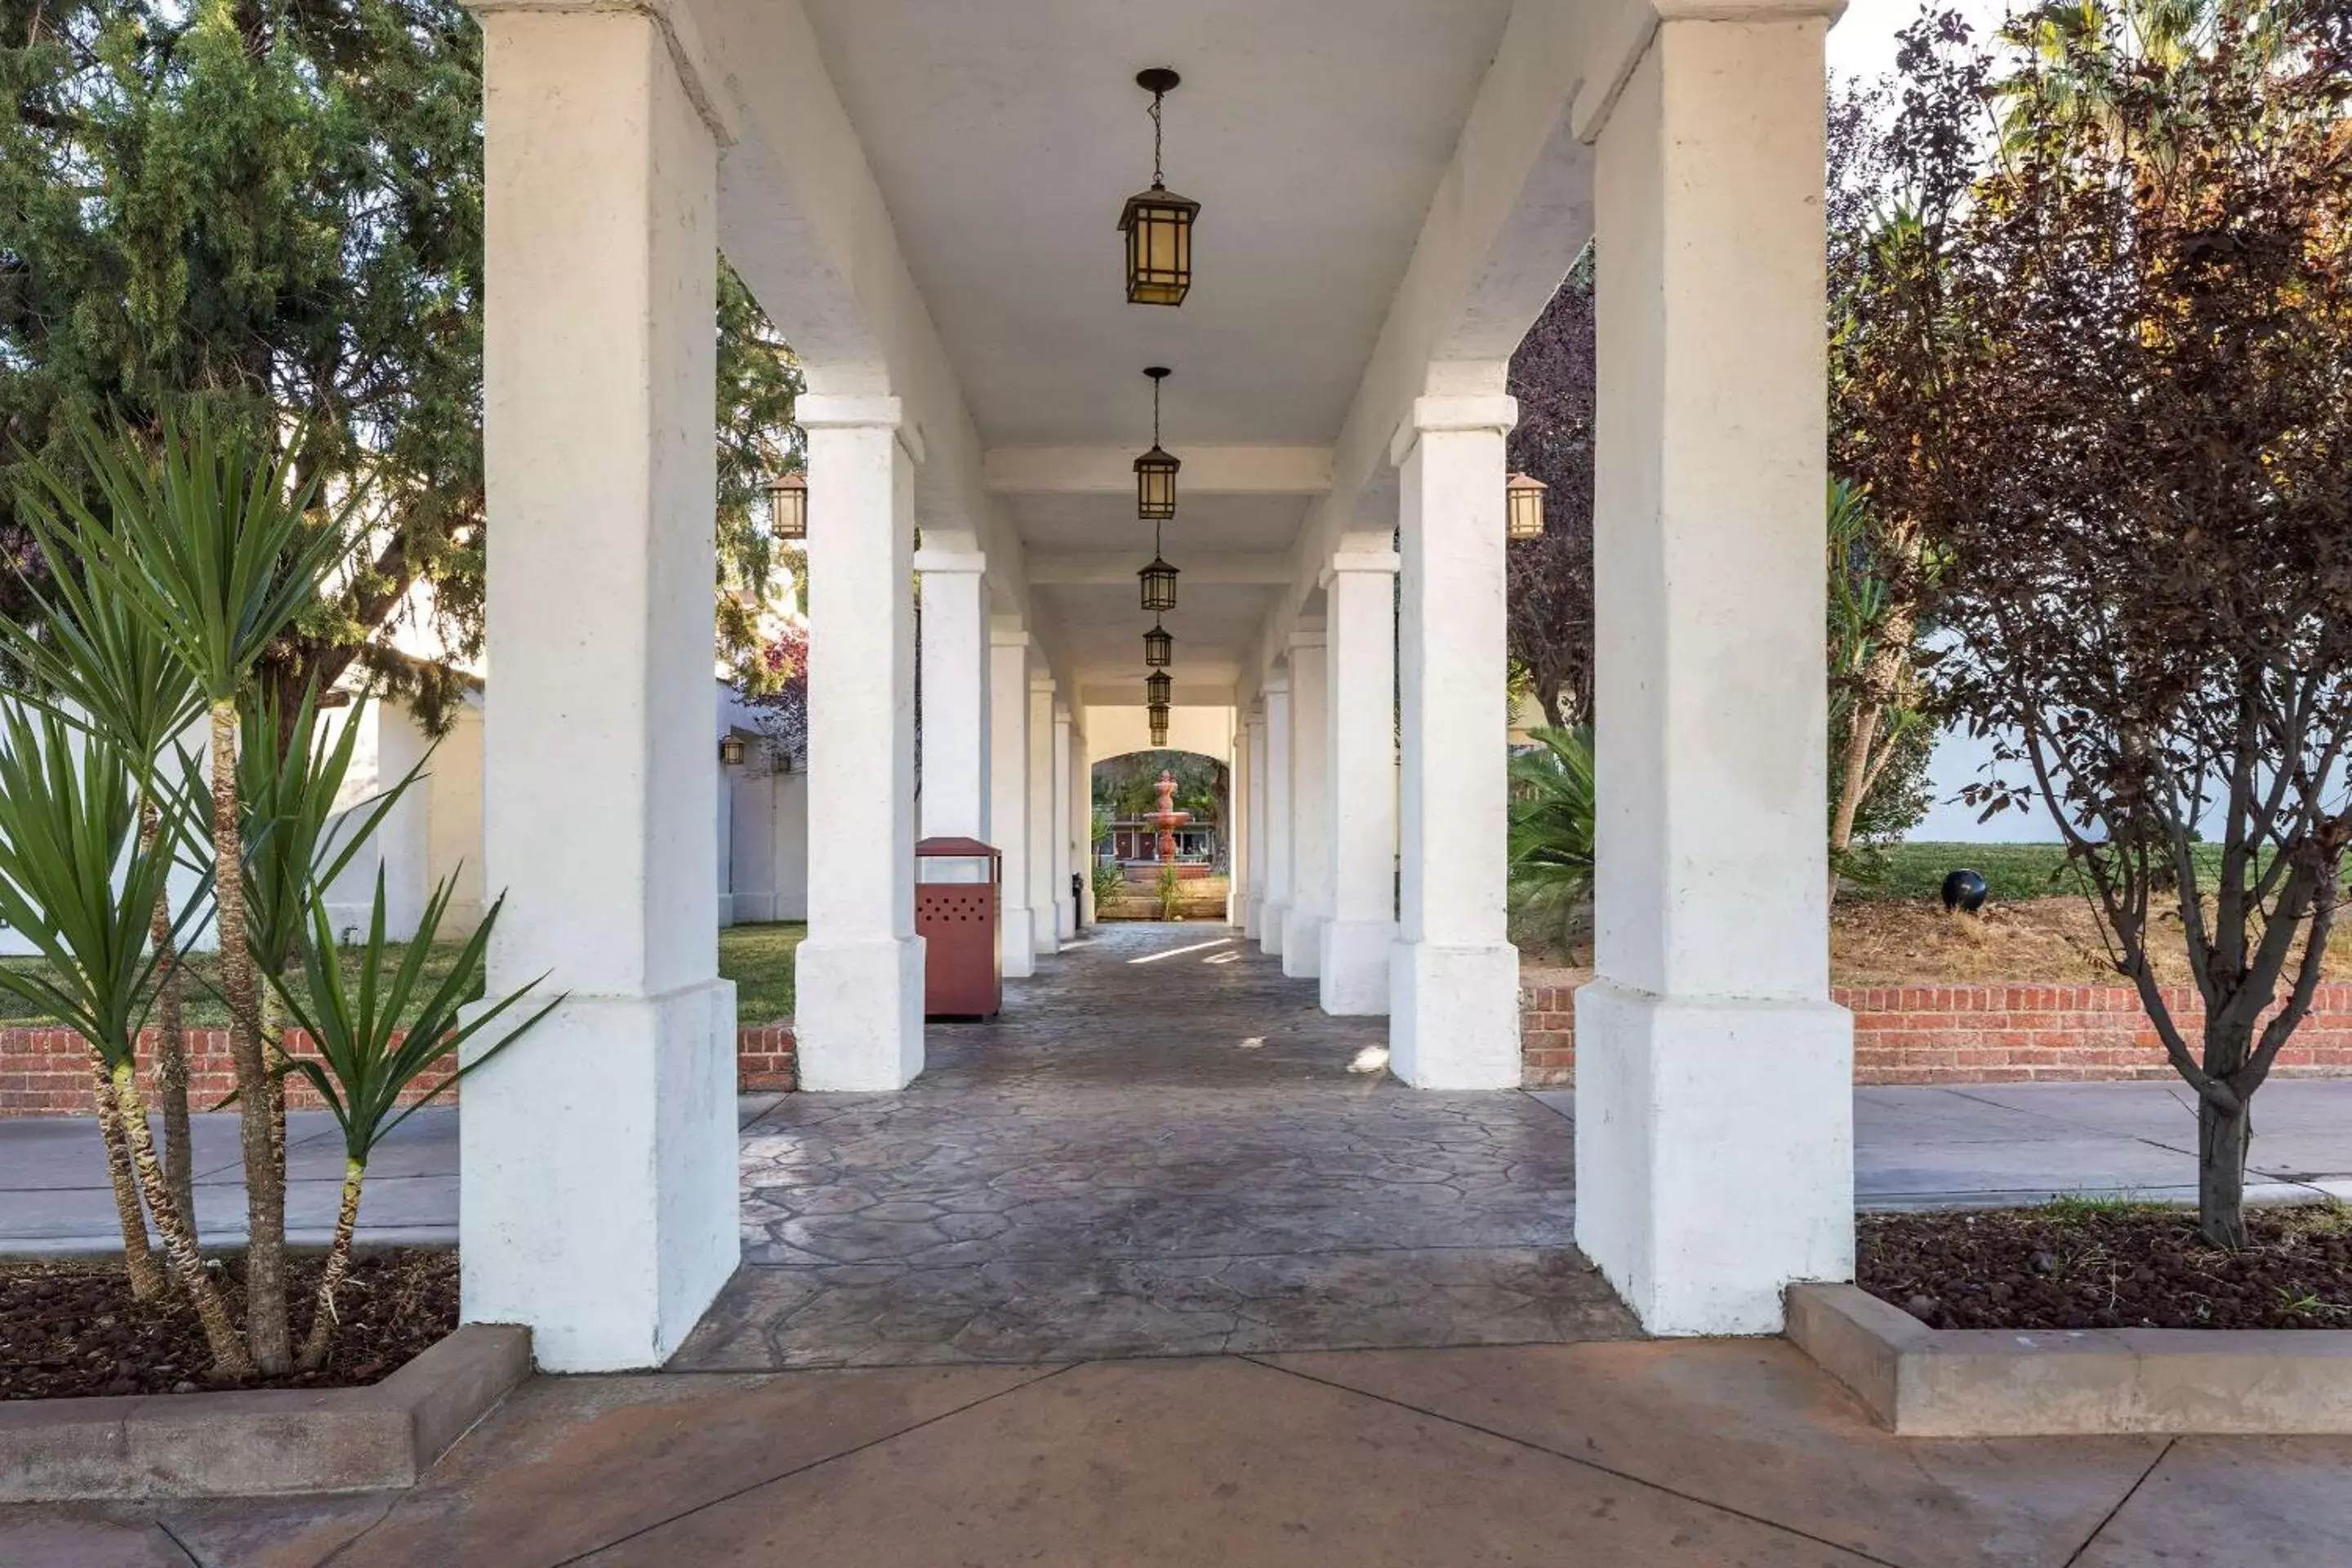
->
[[1145, 670, 1174, 708], [1118, 69, 1200, 306], [1135, 368, 1178, 520], [765, 469, 808, 541], [1139, 546, 1178, 613], [1143, 621, 1173, 668], [1505, 472, 1547, 541], [1148, 703, 1171, 747]]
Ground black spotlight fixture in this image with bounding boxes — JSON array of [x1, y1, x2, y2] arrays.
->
[[1118, 69, 1200, 306], [1941, 869, 1989, 914], [1134, 368, 1178, 520], [1143, 621, 1173, 668]]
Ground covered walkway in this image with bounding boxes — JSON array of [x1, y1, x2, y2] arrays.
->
[[678, 924, 1626, 1366]]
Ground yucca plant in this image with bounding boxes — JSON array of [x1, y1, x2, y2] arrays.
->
[[270, 869, 553, 1370], [0, 709, 251, 1374], [1507, 725, 1597, 960], [3, 477, 210, 1228], [68, 412, 366, 1373]]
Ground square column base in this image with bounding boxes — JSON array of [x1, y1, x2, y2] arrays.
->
[[1031, 905, 1059, 957], [1000, 907, 1036, 978], [793, 935, 925, 1089], [1574, 981, 1854, 1336], [461, 980, 738, 1371], [1281, 908, 1325, 978], [1389, 941, 1519, 1087], [1055, 895, 1076, 942], [1318, 918, 1396, 1015], [1258, 901, 1290, 956]]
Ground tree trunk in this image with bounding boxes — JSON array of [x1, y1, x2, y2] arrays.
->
[[212, 698, 291, 1372], [140, 795, 195, 1227], [90, 1049, 167, 1302], [298, 1158, 367, 1373], [1829, 700, 1885, 872], [2197, 1091, 2252, 1250], [110, 1062, 254, 1378], [261, 987, 288, 1177]]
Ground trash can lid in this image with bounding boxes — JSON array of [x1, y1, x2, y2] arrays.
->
[[915, 835, 1000, 858]]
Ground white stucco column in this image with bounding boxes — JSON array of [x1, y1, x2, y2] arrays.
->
[[1244, 706, 1268, 937], [791, 394, 924, 1092], [1225, 725, 1246, 927], [1389, 388, 1519, 1088], [1575, 3, 1851, 1337], [1257, 674, 1293, 956], [466, 6, 736, 1370], [987, 625, 1036, 978], [1321, 546, 1399, 1014], [1052, 702, 1077, 940], [1026, 675, 1059, 956], [1069, 715, 1092, 928], [1282, 625, 1331, 977], [915, 548, 989, 841]]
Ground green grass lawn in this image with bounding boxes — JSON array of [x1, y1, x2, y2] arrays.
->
[[0, 920, 808, 1031], [1851, 841, 2345, 904]]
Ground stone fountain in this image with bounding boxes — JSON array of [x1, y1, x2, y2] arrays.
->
[[1144, 768, 1190, 866]]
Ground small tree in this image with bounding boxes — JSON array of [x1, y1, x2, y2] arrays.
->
[[1505, 255, 1598, 729], [1886, 2, 2352, 1245]]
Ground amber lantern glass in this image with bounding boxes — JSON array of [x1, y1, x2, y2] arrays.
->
[[1119, 70, 1198, 305], [1143, 621, 1173, 668], [1505, 472, 1547, 541], [765, 470, 808, 541]]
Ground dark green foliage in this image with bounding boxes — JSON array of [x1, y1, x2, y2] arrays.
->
[[1505, 726, 1595, 956]]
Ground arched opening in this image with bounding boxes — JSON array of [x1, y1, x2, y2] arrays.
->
[[1090, 749, 1228, 920]]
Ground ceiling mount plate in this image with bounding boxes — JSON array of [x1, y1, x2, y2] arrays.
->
[[1144, 366, 1172, 380], [1135, 67, 1181, 95]]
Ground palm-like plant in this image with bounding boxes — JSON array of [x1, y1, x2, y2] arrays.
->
[[0, 709, 251, 1373], [270, 871, 553, 1370], [69, 412, 365, 1373], [2, 483, 211, 1230], [1507, 726, 1597, 960]]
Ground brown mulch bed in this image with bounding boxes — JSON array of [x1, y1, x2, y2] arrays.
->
[[0, 1247, 456, 1401], [1859, 1205, 2352, 1331]]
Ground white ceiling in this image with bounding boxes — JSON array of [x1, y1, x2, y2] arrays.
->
[[798, 0, 1516, 448], [798, 0, 1515, 688]]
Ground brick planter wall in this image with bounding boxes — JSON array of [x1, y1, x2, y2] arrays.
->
[[1517, 981, 2352, 1089], [1, 1023, 799, 1116]]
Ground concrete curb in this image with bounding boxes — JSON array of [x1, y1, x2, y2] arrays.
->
[[0, 1323, 530, 1500], [1787, 1283, 2352, 1436]]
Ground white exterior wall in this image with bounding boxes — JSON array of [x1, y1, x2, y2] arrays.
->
[[464, 4, 737, 1371], [1574, 7, 1854, 1339]]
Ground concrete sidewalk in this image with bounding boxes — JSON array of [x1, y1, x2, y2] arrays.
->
[[4, 1081, 2349, 1257]]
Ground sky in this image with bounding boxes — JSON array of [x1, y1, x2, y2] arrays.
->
[[1826, 0, 2014, 85]]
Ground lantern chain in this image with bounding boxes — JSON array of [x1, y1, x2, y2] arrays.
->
[[1150, 89, 1165, 188]]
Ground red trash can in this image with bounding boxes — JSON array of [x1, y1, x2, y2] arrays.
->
[[915, 836, 1002, 1018]]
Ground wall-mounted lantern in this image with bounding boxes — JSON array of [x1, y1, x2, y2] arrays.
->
[[765, 470, 807, 541], [719, 734, 748, 767], [1135, 368, 1178, 520], [1505, 472, 1547, 541], [1143, 621, 1173, 668], [1119, 69, 1199, 306]]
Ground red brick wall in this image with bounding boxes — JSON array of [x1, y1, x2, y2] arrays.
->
[[1, 1024, 798, 1116], [1516, 982, 2352, 1088]]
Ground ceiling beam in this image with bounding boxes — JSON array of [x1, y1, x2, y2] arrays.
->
[[1080, 683, 1236, 710], [983, 446, 1334, 496], [1027, 551, 1294, 587]]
